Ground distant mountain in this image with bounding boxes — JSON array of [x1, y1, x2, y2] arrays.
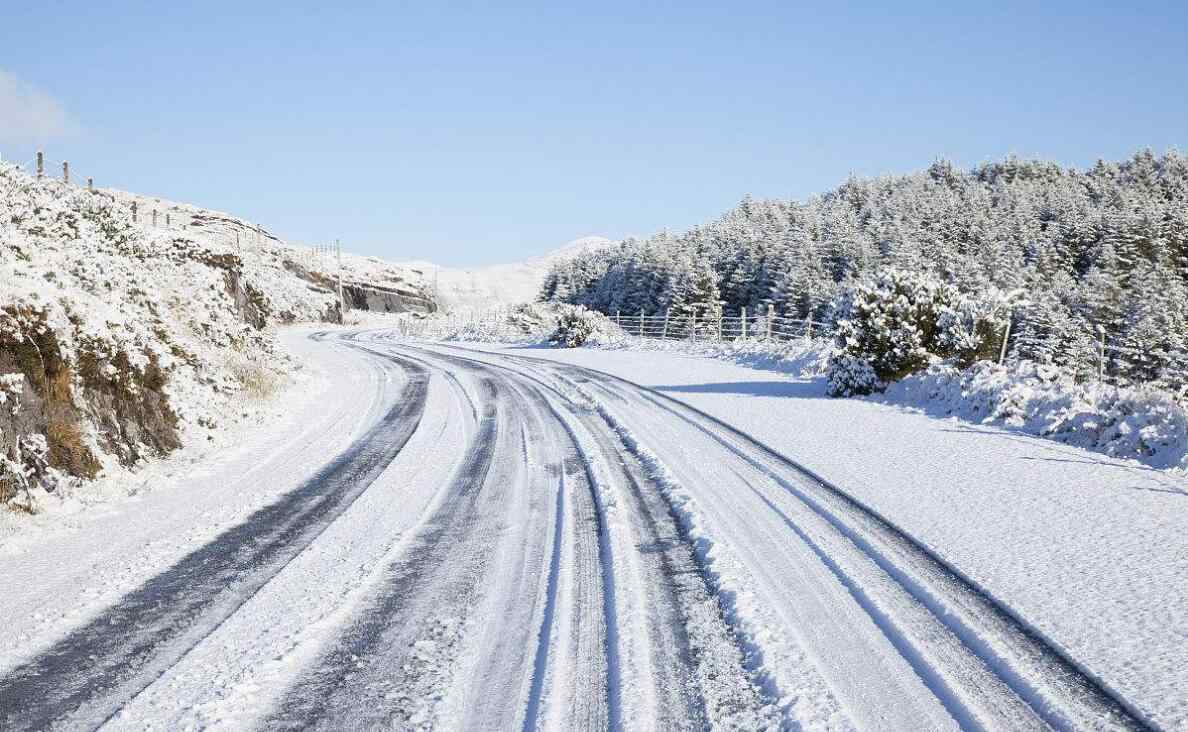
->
[[401, 236, 616, 311]]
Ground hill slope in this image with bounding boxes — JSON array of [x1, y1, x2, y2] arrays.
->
[[401, 236, 615, 311], [0, 163, 431, 508]]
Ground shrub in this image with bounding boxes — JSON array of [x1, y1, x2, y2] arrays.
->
[[548, 305, 615, 348], [827, 269, 1010, 396]]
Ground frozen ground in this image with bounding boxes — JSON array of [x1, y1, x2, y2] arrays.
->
[[0, 327, 1182, 730], [457, 339, 1188, 729]]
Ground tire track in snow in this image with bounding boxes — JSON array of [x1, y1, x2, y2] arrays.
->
[[474, 347, 1155, 732], [610, 376, 1153, 731], [402, 343, 781, 730], [0, 346, 430, 732], [375, 345, 615, 730], [263, 373, 506, 729]]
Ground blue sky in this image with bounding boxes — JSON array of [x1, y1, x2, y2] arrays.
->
[[3, 2, 1186, 266]]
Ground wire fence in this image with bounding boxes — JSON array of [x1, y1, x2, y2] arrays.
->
[[607, 308, 827, 344], [393, 305, 831, 344], [399, 304, 1186, 399], [3, 148, 345, 266]]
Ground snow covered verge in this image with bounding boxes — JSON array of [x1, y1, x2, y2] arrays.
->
[[0, 162, 426, 513], [441, 342, 1188, 728], [885, 361, 1188, 471], [394, 302, 1188, 475]]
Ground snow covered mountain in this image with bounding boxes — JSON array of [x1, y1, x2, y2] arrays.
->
[[399, 236, 616, 312]]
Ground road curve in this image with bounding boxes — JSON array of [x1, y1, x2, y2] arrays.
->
[[0, 330, 1158, 731], [0, 340, 429, 731]]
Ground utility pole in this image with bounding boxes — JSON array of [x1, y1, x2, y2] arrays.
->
[[336, 238, 346, 318]]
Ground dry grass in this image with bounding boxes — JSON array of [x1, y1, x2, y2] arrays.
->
[[227, 358, 281, 401], [46, 410, 98, 479]]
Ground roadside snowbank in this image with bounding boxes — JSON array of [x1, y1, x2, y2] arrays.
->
[[885, 361, 1188, 472], [0, 329, 327, 549], [412, 310, 1188, 475]]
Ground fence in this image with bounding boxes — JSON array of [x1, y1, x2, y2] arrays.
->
[[609, 306, 828, 344], [392, 305, 831, 345], [5, 148, 350, 302], [395, 304, 1184, 397], [610, 308, 1184, 393], [3, 148, 287, 255]]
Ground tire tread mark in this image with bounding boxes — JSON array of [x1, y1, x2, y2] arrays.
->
[[0, 345, 430, 732]]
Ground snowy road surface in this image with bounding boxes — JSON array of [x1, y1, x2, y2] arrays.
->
[[0, 330, 1172, 730]]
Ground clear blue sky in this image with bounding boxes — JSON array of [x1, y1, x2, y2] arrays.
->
[[3, 1, 1186, 266]]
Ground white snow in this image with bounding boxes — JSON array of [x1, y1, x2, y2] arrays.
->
[[451, 339, 1188, 729], [399, 236, 615, 311], [0, 161, 434, 516]]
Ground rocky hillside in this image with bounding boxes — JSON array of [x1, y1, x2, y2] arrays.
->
[[0, 163, 431, 509]]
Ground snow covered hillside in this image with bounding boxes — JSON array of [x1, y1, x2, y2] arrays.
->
[[0, 163, 430, 510], [400, 235, 615, 311]]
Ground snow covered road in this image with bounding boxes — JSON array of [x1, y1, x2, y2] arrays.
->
[[0, 330, 1168, 730]]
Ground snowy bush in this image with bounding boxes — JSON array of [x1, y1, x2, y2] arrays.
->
[[549, 305, 613, 348], [884, 360, 1188, 470], [827, 269, 1010, 396], [0, 433, 51, 509]]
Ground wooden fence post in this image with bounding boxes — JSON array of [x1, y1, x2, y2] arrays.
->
[[717, 309, 723, 341], [152, 209, 158, 227], [639, 309, 645, 338], [131, 201, 137, 223], [1097, 325, 1107, 380], [662, 308, 670, 340], [616, 310, 621, 328], [998, 319, 1012, 364], [741, 307, 747, 339], [165, 213, 171, 227], [690, 311, 697, 342], [805, 316, 813, 341], [766, 304, 774, 340], [336, 238, 345, 317]]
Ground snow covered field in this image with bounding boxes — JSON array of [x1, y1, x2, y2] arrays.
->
[[1, 327, 1183, 730]]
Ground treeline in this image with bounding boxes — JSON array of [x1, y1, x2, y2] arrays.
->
[[540, 150, 1188, 384]]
